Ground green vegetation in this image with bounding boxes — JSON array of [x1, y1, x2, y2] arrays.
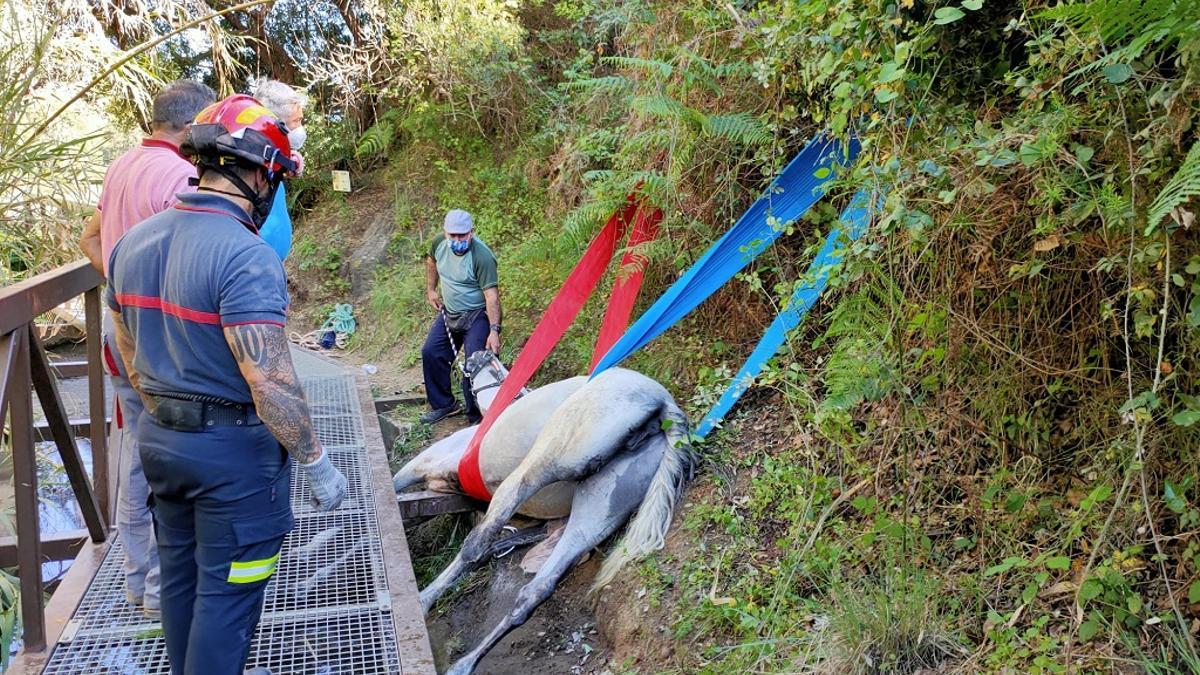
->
[[5, 0, 1200, 671], [308, 1, 1200, 670]]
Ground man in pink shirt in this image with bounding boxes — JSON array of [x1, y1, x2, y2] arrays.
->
[[79, 80, 215, 619]]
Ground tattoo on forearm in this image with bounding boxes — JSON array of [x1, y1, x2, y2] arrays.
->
[[229, 324, 266, 366], [226, 324, 323, 464]]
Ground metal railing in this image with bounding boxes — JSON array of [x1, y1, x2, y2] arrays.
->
[[0, 260, 110, 653]]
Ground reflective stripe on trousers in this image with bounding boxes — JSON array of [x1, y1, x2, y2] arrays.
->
[[228, 552, 281, 584]]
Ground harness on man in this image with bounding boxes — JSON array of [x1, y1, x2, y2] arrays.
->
[[439, 308, 470, 377]]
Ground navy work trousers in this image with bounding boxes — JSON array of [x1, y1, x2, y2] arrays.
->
[[138, 412, 294, 675], [421, 310, 489, 420]]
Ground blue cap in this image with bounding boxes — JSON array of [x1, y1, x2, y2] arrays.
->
[[444, 209, 474, 234]]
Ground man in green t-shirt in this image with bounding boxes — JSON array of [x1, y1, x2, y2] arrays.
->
[[420, 209, 503, 424]]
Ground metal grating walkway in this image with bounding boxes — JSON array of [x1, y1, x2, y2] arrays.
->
[[32, 356, 434, 675]]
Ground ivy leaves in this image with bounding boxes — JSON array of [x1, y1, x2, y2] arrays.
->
[[934, 0, 984, 25], [933, 7, 965, 25]]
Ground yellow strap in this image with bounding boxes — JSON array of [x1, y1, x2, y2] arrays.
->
[[227, 551, 280, 584]]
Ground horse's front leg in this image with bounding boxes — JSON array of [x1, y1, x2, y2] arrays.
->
[[444, 440, 664, 675], [419, 466, 553, 612]]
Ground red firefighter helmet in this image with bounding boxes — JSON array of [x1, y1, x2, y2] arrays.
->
[[181, 94, 296, 175]]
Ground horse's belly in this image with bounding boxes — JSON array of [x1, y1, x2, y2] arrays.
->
[[479, 454, 575, 518], [478, 377, 587, 520], [515, 481, 574, 519]]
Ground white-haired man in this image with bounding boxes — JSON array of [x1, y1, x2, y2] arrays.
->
[[250, 78, 308, 261]]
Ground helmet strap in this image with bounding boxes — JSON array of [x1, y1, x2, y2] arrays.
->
[[197, 159, 280, 232]]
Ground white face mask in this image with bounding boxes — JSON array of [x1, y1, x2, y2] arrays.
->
[[287, 125, 307, 150]]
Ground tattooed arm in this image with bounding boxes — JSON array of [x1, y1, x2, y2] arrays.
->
[[224, 323, 324, 464]]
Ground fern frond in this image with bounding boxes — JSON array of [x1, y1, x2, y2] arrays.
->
[[575, 128, 623, 160], [355, 109, 402, 160], [713, 61, 756, 80], [1147, 141, 1200, 233], [631, 95, 705, 127], [670, 44, 722, 95], [601, 55, 673, 78], [1044, 0, 1174, 43], [628, 170, 677, 203], [815, 286, 897, 412], [562, 75, 634, 95], [1043, 0, 1200, 71], [703, 112, 772, 146], [563, 197, 624, 246], [621, 128, 675, 155], [582, 169, 615, 185]]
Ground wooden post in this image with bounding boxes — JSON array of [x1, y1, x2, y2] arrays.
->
[[84, 288, 110, 525], [8, 327, 46, 652], [0, 332, 17, 424], [28, 325, 108, 542]]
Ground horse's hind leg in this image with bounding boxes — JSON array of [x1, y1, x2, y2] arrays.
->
[[419, 464, 558, 612], [444, 438, 665, 675]]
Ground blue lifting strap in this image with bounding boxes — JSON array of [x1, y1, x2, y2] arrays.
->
[[590, 133, 861, 378], [694, 186, 882, 438]]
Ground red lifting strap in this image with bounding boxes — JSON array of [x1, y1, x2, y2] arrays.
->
[[456, 198, 662, 501], [591, 206, 661, 373]]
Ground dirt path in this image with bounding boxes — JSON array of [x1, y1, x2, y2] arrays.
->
[[427, 553, 614, 674]]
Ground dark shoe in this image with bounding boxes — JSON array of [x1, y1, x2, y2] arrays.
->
[[466, 414, 482, 425], [420, 403, 462, 425]]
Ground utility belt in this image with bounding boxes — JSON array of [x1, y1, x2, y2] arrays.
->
[[443, 307, 485, 333], [145, 391, 261, 432]]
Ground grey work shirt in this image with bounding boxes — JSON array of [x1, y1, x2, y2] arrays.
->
[[428, 235, 498, 314]]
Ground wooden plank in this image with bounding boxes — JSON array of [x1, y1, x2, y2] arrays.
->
[[84, 288, 110, 524], [7, 329, 46, 652], [374, 394, 427, 413], [28, 325, 108, 541], [47, 360, 88, 379], [0, 530, 89, 567], [0, 260, 103, 336], [397, 491, 481, 521], [33, 418, 109, 443], [5, 538, 108, 675], [356, 368, 436, 675]]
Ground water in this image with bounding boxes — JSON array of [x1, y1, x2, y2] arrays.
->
[[36, 439, 92, 581], [5, 440, 93, 660]]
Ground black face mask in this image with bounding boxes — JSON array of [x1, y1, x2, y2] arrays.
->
[[197, 162, 281, 231], [250, 178, 281, 227]]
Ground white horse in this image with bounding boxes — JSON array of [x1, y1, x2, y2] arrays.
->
[[393, 351, 696, 675]]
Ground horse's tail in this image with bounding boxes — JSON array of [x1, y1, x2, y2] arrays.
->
[[591, 400, 696, 593]]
